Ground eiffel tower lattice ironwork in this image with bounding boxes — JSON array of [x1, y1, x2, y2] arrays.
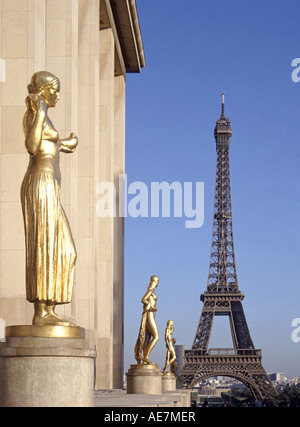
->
[[179, 95, 277, 400]]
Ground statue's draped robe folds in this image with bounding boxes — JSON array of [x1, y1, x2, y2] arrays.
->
[[21, 118, 77, 304], [134, 310, 147, 364]]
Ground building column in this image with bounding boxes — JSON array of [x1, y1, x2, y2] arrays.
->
[[95, 25, 115, 389], [113, 74, 125, 388], [44, 0, 79, 325], [75, 0, 99, 345]]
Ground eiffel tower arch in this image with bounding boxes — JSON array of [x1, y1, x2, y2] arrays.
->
[[179, 96, 277, 400]]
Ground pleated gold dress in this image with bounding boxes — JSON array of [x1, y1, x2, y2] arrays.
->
[[21, 118, 76, 304]]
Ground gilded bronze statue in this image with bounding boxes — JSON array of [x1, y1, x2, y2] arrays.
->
[[134, 275, 159, 365], [21, 71, 78, 327], [163, 320, 177, 375]]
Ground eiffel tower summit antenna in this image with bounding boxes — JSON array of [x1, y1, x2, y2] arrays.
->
[[178, 97, 278, 400], [221, 92, 225, 116]]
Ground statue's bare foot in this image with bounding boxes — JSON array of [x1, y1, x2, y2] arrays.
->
[[33, 301, 75, 327], [142, 357, 156, 365], [33, 313, 74, 327], [47, 305, 75, 326]]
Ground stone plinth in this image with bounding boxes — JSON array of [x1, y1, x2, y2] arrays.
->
[[0, 326, 96, 407], [5, 324, 85, 339], [162, 373, 177, 391], [94, 389, 192, 407], [126, 364, 162, 395]]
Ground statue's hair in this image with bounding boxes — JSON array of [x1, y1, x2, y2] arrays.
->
[[27, 71, 60, 94]]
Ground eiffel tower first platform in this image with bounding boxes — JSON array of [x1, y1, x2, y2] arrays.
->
[[179, 95, 277, 400]]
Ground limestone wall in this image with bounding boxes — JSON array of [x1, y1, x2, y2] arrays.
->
[[0, 0, 130, 389]]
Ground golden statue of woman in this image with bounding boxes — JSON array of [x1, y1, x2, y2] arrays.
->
[[134, 275, 160, 365], [21, 71, 78, 327], [163, 320, 178, 375]]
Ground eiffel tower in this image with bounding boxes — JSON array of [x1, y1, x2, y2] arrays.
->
[[179, 95, 277, 400]]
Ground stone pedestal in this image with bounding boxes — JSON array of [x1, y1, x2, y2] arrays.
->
[[162, 373, 177, 391], [0, 326, 97, 407], [126, 364, 162, 395]]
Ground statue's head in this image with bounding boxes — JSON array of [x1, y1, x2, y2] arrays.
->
[[28, 71, 60, 108], [167, 320, 174, 331], [148, 275, 159, 290]]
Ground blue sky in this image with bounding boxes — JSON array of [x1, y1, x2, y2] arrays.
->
[[123, 0, 300, 378]]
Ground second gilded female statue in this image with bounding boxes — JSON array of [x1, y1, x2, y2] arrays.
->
[[134, 275, 160, 365], [21, 71, 78, 327]]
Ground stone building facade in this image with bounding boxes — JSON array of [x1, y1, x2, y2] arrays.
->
[[0, 0, 145, 389]]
